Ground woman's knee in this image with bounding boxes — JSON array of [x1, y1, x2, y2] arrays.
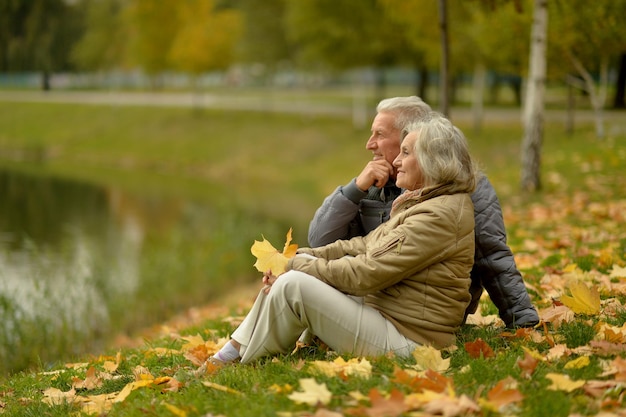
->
[[271, 270, 313, 295]]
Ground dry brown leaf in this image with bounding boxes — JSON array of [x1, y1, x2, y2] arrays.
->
[[365, 388, 407, 417], [464, 338, 495, 359], [517, 351, 539, 378], [72, 366, 103, 390], [481, 377, 524, 412]]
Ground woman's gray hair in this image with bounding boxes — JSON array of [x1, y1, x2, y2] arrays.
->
[[406, 112, 477, 193], [376, 96, 432, 135]]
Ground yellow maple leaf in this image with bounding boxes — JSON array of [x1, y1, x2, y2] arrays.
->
[[251, 228, 298, 276], [411, 345, 450, 372], [545, 373, 585, 392], [559, 280, 601, 315], [287, 378, 332, 406]]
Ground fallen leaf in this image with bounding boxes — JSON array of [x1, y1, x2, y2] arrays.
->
[[517, 351, 539, 378], [564, 356, 590, 370], [162, 402, 188, 417], [268, 383, 293, 394], [365, 388, 408, 417], [464, 338, 495, 359], [202, 381, 243, 395], [251, 228, 298, 276], [559, 280, 601, 315], [392, 368, 452, 393], [481, 377, 524, 412], [422, 393, 480, 416], [72, 366, 103, 390], [311, 357, 372, 379], [287, 378, 332, 406], [411, 345, 450, 372], [545, 373, 585, 392], [41, 387, 77, 406], [609, 264, 626, 278]]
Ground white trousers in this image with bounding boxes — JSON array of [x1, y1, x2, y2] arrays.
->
[[231, 270, 418, 363]]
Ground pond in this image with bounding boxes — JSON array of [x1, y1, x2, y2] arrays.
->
[[0, 167, 286, 375]]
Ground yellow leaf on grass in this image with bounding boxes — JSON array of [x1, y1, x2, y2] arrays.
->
[[521, 346, 545, 361], [251, 228, 298, 276], [311, 357, 372, 379], [610, 264, 626, 278], [162, 403, 187, 417], [113, 380, 154, 403], [559, 280, 600, 315], [202, 381, 242, 395], [287, 378, 332, 406], [411, 345, 450, 372], [545, 373, 585, 392], [564, 356, 590, 370]]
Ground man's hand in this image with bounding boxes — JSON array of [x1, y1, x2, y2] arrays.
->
[[355, 159, 395, 191]]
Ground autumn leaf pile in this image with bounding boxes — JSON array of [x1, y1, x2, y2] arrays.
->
[[1, 194, 625, 416]]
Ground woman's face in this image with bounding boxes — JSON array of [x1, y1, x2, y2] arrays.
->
[[393, 131, 423, 190]]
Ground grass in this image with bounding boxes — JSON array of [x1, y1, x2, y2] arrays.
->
[[0, 93, 625, 416]]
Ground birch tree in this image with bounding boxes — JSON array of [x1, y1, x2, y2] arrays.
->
[[520, 0, 547, 192], [549, 0, 626, 139]]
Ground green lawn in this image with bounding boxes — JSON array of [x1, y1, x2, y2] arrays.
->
[[0, 97, 625, 416]]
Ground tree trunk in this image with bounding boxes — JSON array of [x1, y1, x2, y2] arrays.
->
[[472, 62, 486, 134], [415, 64, 429, 102], [566, 81, 575, 136], [568, 53, 608, 139], [614, 53, 626, 109], [521, 0, 548, 192], [438, 0, 450, 117], [41, 70, 51, 91]]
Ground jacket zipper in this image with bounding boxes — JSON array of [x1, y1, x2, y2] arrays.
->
[[371, 235, 405, 258]]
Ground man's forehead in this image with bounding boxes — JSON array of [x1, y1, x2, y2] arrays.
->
[[372, 113, 399, 130]]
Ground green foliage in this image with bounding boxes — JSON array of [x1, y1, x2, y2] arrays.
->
[[559, 321, 597, 349]]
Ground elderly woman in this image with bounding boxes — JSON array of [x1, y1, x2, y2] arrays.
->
[[199, 112, 477, 373]]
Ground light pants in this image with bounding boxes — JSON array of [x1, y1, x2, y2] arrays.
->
[[231, 270, 418, 363]]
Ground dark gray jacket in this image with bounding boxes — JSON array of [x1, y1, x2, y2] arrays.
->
[[308, 174, 539, 328]]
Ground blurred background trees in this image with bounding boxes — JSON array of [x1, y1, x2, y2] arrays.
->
[[1, 0, 625, 189], [1, 0, 624, 109]]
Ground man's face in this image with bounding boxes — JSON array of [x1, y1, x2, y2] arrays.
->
[[366, 112, 402, 173]]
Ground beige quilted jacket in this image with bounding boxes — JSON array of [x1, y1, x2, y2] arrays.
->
[[288, 188, 475, 348]]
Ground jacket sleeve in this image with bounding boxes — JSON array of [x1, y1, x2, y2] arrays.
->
[[470, 175, 539, 327], [293, 203, 467, 297], [307, 179, 367, 247]]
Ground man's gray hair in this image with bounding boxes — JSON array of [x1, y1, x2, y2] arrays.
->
[[376, 96, 432, 136]]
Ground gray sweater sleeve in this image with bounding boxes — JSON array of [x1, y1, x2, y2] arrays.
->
[[470, 175, 539, 327], [307, 179, 367, 247]]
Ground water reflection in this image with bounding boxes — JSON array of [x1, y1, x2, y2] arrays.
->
[[0, 169, 143, 373], [0, 167, 288, 374]]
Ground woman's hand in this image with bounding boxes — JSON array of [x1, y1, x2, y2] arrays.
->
[[262, 271, 278, 294]]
